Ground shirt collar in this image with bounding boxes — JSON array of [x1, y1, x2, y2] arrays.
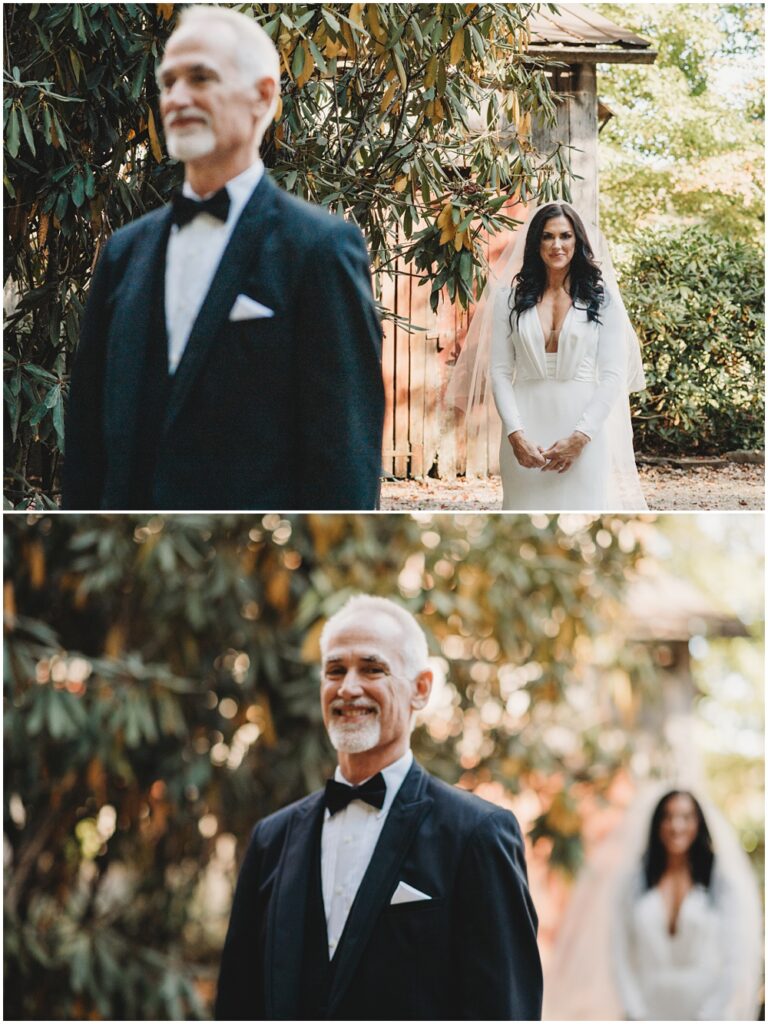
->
[[334, 749, 413, 818], [182, 158, 265, 215]]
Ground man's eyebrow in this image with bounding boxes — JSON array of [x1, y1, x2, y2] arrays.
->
[[323, 653, 391, 667], [158, 61, 218, 81]]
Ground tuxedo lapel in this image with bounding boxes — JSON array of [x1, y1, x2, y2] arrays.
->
[[104, 207, 172, 452], [164, 173, 279, 433], [326, 762, 433, 1017], [265, 791, 324, 1019]]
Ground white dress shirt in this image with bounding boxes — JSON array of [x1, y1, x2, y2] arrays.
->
[[321, 749, 413, 959], [164, 158, 264, 373]]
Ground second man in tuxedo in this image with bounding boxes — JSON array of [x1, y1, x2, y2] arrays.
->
[[63, 6, 383, 511], [216, 595, 543, 1020]]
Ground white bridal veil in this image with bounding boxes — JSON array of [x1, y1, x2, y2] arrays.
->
[[445, 203, 647, 510]]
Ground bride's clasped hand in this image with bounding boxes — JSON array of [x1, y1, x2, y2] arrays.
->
[[509, 430, 590, 474]]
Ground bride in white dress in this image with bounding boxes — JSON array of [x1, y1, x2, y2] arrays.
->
[[613, 790, 745, 1020], [447, 202, 647, 511], [542, 786, 762, 1021]]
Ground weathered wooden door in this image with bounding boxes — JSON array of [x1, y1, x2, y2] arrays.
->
[[379, 218, 519, 481], [380, 263, 472, 479]]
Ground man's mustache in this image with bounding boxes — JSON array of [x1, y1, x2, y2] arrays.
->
[[165, 107, 213, 129]]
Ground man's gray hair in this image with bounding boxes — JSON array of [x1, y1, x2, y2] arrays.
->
[[319, 595, 430, 681], [174, 6, 281, 125]]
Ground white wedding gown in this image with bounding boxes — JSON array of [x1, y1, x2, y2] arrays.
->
[[490, 286, 643, 510], [612, 873, 741, 1020]]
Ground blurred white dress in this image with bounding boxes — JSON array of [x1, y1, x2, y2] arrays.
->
[[542, 787, 761, 1022], [613, 871, 741, 1020], [490, 286, 642, 511]]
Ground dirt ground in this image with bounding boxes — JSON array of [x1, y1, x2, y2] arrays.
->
[[380, 462, 764, 511]]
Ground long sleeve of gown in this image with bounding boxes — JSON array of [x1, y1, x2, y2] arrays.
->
[[490, 287, 524, 436], [698, 873, 743, 1019], [611, 874, 648, 1021], [573, 290, 628, 439]]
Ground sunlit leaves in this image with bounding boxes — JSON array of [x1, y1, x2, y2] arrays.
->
[[257, 2, 565, 313], [597, 2, 764, 243], [147, 106, 163, 162]]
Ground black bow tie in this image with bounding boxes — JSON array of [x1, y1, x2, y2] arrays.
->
[[324, 773, 387, 816], [171, 187, 231, 227]]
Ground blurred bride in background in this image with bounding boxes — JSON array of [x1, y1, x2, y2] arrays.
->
[[612, 789, 755, 1020], [543, 784, 762, 1020]]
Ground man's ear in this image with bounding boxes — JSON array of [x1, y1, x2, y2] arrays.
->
[[253, 76, 277, 118], [410, 668, 433, 711]]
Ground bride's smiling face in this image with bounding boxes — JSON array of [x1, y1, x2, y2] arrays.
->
[[539, 215, 576, 275], [659, 793, 700, 857]]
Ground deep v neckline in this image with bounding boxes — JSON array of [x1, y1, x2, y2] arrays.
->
[[652, 883, 696, 938], [533, 303, 575, 354]]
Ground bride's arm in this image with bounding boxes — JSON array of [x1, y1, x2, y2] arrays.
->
[[573, 289, 628, 440], [698, 873, 747, 1019], [490, 289, 546, 467]]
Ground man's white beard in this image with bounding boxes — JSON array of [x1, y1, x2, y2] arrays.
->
[[166, 126, 216, 163], [164, 109, 216, 163], [327, 714, 381, 754]]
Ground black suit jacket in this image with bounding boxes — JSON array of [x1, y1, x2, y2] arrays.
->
[[215, 760, 543, 1020], [62, 174, 384, 510]]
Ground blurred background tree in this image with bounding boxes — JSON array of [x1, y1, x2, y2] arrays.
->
[[596, 3, 764, 242], [3, 2, 567, 507], [5, 512, 762, 1019], [593, 3, 765, 458]]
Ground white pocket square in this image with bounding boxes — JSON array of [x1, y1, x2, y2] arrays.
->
[[228, 294, 275, 321], [390, 881, 432, 905]]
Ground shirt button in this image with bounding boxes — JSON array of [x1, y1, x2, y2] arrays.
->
[[343, 835, 352, 844], [335, 886, 343, 895]]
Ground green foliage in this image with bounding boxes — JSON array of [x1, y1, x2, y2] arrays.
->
[[622, 227, 764, 454], [3, 3, 181, 507], [3, 2, 567, 506], [596, 3, 764, 242], [5, 512, 647, 1018], [263, 3, 567, 308]]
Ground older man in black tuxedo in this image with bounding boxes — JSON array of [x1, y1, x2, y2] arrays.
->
[[63, 6, 383, 511], [215, 595, 543, 1020]]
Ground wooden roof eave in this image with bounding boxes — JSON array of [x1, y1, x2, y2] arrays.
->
[[623, 574, 749, 642], [527, 45, 658, 65]]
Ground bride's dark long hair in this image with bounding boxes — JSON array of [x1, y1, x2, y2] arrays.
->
[[643, 790, 715, 890], [511, 203, 605, 326]]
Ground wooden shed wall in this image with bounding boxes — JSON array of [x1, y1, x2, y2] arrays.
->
[[379, 215, 520, 480]]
